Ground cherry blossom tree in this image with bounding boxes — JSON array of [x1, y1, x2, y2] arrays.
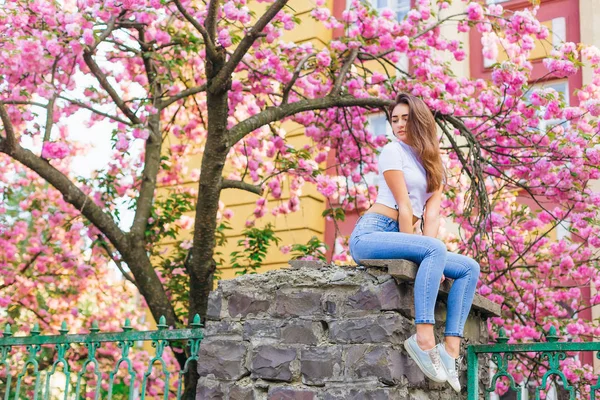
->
[[2, 0, 600, 395]]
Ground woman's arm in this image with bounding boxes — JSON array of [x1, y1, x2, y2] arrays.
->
[[422, 186, 443, 238], [383, 170, 414, 234]]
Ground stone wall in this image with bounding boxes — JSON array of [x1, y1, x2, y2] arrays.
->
[[197, 262, 499, 399]]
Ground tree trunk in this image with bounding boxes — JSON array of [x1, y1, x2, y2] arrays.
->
[[186, 54, 231, 396], [188, 88, 229, 318], [119, 244, 179, 327]]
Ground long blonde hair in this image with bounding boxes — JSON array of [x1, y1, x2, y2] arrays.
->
[[388, 93, 443, 192]]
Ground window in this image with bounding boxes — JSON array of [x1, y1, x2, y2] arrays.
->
[[530, 80, 569, 136], [346, 0, 411, 21], [373, 0, 411, 21], [526, 81, 572, 241], [483, 18, 565, 68], [344, 0, 410, 72], [369, 112, 393, 140]]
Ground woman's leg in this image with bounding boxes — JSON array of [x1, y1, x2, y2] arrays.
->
[[352, 231, 448, 348], [441, 252, 481, 357]]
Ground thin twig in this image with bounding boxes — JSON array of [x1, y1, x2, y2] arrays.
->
[[331, 49, 359, 95]]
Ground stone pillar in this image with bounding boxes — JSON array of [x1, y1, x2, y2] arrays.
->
[[197, 262, 499, 399]]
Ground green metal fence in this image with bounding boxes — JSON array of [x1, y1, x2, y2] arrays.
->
[[0, 315, 203, 400], [467, 327, 599, 400]]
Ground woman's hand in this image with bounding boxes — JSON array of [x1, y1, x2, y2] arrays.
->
[[412, 220, 423, 235], [440, 274, 445, 284]]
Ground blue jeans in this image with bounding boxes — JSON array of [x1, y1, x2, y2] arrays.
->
[[349, 213, 480, 337]]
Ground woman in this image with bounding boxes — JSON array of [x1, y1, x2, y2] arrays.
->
[[349, 93, 480, 392]]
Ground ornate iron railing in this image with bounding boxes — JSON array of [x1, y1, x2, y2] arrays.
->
[[0, 315, 203, 400], [467, 327, 599, 400]]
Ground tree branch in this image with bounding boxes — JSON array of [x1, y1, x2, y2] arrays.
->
[[172, 0, 219, 61], [281, 53, 314, 104], [331, 49, 358, 96], [43, 95, 57, 143], [1, 100, 48, 108], [210, 0, 289, 91], [413, 12, 467, 41], [159, 83, 207, 110], [129, 29, 163, 239], [435, 114, 491, 253], [95, 235, 137, 285], [221, 179, 263, 195], [83, 51, 142, 125], [0, 250, 44, 290], [90, 15, 118, 53], [0, 102, 17, 154], [205, 0, 221, 44], [57, 96, 132, 126], [229, 95, 392, 144], [0, 144, 128, 252], [130, 117, 161, 239]]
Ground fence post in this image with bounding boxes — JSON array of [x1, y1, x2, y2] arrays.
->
[[467, 345, 479, 400]]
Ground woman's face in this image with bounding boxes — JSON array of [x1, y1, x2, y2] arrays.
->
[[391, 103, 409, 143]]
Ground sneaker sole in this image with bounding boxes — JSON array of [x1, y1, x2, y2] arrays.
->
[[438, 345, 461, 392], [403, 338, 446, 383], [439, 362, 461, 392]]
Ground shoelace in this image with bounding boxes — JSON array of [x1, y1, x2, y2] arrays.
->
[[428, 348, 443, 371], [449, 356, 463, 377]]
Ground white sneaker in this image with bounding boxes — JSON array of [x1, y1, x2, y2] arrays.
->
[[438, 344, 461, 392], [403, 335, 448, 383]]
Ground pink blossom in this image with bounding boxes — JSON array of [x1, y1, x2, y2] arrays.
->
[[466, 3, 484, 21], [316, 50, 331, 67], [316, 175, 337, 198], [115, 133, 129, 152], [41, 142, 69, 159], [132, 128, 150, 140], [177, 216, 194, 230]]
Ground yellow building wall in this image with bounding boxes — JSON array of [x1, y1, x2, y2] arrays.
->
[[215, 1, 333, 274], [155, 1, 334, 284]]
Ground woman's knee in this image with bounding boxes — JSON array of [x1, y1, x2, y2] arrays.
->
[[424, 238, 447, 257], [467, 258, 480, 278]]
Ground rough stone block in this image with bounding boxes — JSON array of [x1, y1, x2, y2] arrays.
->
[[329, 314, 409, 345], [196, 377, 225, 399], [322, 299, 337, 315], [301, 346, 343, 385], [281, 320, 321, 345], [322, 291, 356, 317], [345, 344, 404, 385], [243, 319, 282, 341], [323, 387, 407, 400], [462, 315, 482, 343], [274, 291, 322, 317], [251, 345, 297, 382], [203, 320, 242, 338], [228, 292, 271, 318], [401, 354, 427, 386], [346, 287, 381, 312], [206, 291, 223, 321], [390, 282, 416, 317], [377, 279, 404, 310], [268, 387, 316, 399], [229, 384, 255, 400], [197, 340, 249, 380]]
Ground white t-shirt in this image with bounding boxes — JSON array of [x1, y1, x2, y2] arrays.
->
[[376, 139, 433, 218]]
